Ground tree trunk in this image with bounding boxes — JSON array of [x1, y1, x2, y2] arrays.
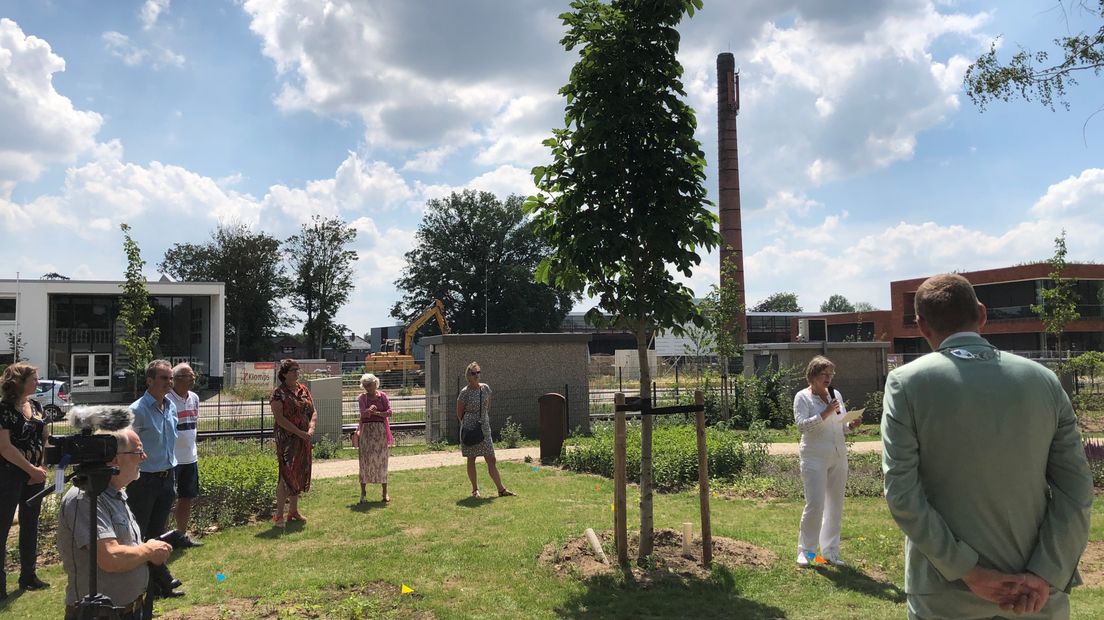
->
[[719, 354, 730, 420], [636, 325, 654, 563]]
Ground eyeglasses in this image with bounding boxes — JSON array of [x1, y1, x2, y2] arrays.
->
[[174, 374, 196, 380], [818, 372, 836, 379], [119, 450, 147, 457], [469, 371, 481, 375]]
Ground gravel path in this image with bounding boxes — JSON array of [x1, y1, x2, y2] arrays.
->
[[312, 441, 884, 480]]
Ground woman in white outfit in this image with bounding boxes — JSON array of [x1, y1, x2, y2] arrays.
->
[[793, 355, 860, 567]]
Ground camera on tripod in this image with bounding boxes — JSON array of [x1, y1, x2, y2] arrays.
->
[[46, 431, 119, 466]]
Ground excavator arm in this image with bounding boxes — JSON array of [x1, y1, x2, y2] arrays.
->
[[401, 298, 451, 354]]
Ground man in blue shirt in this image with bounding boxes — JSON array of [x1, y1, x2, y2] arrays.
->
[[126, 359, 183, 598]]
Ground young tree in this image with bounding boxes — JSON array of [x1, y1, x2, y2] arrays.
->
[[751, 292, 802, 313], [1031, 230, 1081, 356], [964, 1, 1104, 111], [160, 224, 289, 361], [853, 301, 878, 312], [527, 0, 718, 562], [392, 190, 576, 334], [699, 252, 745, 418], [820, 294, 855, 313], [119, 223, 160, 398], [5, 330, 26, 361], [285, 216, 358, 359]]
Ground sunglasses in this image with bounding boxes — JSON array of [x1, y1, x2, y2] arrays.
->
[[469, 371, 481, 375]]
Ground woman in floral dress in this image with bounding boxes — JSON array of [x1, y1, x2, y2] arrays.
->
[[355, 373, 393, 503], [270, 359, 316, 527], [456, 361, 514, 498]]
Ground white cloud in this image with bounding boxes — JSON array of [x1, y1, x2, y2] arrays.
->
[[141, 0, 171, 30], [740, 168, 1104, 309], [102, 30, 185, 69], [0, 19, 103, 198]]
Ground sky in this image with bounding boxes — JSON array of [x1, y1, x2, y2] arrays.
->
[[1, 0, 1102, 338]]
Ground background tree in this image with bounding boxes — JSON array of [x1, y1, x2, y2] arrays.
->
[[527, 0, 717, 563], [964, 1, 1104, 111], [285, 216, 358, 359], [40, 272, 70, 280], [820, 294, 856, 313], [5, 330, 25, 361], [853, 301, 878, 312], [1031, 230, 1081, 356], [392, 190, 575, 334], [119, 223, 160, 398], [751, 292, 802, 313], [161, 224, 289, 361]]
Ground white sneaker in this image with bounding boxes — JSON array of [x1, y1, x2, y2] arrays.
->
[[796, 551, 811, 567]]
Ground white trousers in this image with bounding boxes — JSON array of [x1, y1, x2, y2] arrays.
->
[[797, 449, 848, 557]]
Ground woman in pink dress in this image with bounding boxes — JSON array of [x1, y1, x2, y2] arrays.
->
[[355, 373, 393, 503]]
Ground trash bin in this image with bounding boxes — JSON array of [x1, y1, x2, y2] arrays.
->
[[538, 393, 567, 464]]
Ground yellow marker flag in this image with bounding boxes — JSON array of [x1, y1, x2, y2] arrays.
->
[[401, 584, 414, 595]]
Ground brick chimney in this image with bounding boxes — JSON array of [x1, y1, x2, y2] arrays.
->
[[717, 53, 746, 343]]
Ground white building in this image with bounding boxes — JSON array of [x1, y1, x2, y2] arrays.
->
[[0, 278, 225, 402]]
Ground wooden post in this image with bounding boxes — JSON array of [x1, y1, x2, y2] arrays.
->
[[614, 392, 628, 565], [695, 389, 712, 568]]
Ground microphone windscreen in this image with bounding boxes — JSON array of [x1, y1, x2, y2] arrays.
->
[[68, 406, 134, 431]]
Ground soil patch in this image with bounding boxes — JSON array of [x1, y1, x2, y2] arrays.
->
[[157, 582, 435, 619], [1078, 541, 1104, 587], [539, 528, 777, 583]]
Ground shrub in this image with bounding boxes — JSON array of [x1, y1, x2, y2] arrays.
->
[[192, 441, 278, 529], [227, 383, 273, 402], [561, 422, 749, 491], [727, 367, 801, 429], [312, 437, 341, 459], [862, 390, 885, 425], [500, 416, 522, 448]]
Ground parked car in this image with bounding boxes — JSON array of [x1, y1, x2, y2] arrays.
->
[[33, 380, 72, 420]]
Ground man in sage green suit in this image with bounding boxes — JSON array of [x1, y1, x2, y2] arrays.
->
[[882, 274, 1092, 620]]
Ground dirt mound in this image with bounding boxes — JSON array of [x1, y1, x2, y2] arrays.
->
[[540, 528, 777, 582]]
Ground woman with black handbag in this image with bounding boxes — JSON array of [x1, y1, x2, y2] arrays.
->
[[456, 362, 514, 499]]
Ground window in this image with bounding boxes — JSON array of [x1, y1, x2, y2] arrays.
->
[[0, 298, 15, 321]]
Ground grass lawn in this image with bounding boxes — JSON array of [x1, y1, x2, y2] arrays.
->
[[6, 463, 1104, 619]]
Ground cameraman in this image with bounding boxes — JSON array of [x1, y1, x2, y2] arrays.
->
[[58, 428, 172, 619]]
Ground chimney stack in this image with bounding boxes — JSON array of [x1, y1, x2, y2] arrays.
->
[[717, 53, 746, 344]]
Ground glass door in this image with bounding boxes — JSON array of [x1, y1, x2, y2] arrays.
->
[[71, 353, 112, 392]]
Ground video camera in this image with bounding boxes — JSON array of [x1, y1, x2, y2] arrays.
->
[[44, 406, 133, 467]]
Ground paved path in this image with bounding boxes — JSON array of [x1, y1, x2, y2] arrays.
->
[[312, 441, 884, 480]]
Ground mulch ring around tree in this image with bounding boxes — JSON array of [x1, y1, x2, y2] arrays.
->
[[539, 528, 777, 583]]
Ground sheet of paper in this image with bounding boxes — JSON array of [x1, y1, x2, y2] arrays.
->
[[840, 408, 864, 424]]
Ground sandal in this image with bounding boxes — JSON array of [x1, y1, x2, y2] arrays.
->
[[471, 489, 481, 498], [272, 515, 286, 528], [497, 488, 516, 497], [288, 511, 306, 523]]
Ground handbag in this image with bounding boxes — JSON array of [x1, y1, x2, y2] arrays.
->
[[460, 389, 485, 446]]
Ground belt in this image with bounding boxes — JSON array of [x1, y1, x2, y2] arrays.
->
[[65, 593, 144, 618], [141, 469, 173, 478]]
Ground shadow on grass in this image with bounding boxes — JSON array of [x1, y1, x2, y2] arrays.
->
[[555, 565, 787, 619], [349, 500, 389, 513], [810, 565, 905, 603], [252, 520, 306, 539], [455, 495, 495, 508]]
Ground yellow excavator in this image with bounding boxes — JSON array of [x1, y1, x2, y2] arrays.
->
[[364, 299, 450, 380]]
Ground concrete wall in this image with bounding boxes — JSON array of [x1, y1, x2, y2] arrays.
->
[[420, 333, 591, 443], [305, 376, 343, 443], [743, 341, 890, 408]]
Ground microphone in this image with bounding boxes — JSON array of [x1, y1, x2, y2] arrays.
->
[[67, 406, 134, 432]]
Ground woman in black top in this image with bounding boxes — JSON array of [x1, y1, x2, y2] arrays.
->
[[0, 362, 51, 598]]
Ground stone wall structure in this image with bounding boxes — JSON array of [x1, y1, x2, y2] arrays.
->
[[420, 333, 592, 443]]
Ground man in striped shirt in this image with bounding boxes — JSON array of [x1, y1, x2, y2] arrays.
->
[[166, 363, 203, 548]]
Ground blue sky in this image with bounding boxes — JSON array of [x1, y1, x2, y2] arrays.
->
[[1, 0, 1101, 338]]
